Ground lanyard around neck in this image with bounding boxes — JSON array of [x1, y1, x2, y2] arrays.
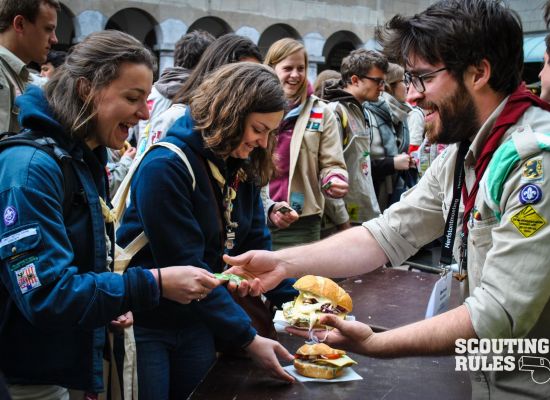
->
[[207, 160, 239, 250], [440, 141, 469, 272]]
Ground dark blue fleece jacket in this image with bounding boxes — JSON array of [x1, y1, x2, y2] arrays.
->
[[117, 110, 297, 348], [0, 85, 158, 392]]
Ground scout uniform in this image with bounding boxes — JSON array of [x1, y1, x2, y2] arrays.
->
[[364, 98, 550, 399]]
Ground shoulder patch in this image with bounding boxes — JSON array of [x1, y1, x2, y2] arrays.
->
[[519, 184, 542, 205], [510, 205, 546, 237], [3, 206, 17, 226], [521, 156, 544, 182], [15, 263, 42, 294]]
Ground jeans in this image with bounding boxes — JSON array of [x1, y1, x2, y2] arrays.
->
[[133, 323, 216, 400]]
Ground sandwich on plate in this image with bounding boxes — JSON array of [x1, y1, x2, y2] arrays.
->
[[294, 343, 357, 379]]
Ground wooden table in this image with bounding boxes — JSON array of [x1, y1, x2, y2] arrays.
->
[[190, 268, 471, 400]]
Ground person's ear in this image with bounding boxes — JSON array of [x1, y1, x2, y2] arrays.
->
[[350, 75, 360, 85], [76, 78, 91, 102], [468, 59, 491, 91], [13, 15, 25, 33]]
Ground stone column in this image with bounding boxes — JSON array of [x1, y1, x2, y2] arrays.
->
[[73, 10, 107, 43], [304, 32, 326, 83], [154, 19, 188, 75]]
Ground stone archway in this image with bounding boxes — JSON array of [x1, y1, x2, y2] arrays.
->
[[322, 30, 363, 72], [258, 24, 301, 56], [188, 16, 232, 38], [105, 8, 158, 52], [56, 3, 75, 51]]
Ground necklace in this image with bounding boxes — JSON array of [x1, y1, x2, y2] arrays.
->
[[208, 160, 240, 250]]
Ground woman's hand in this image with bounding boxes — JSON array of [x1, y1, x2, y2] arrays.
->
[[269, 202, 299, 229], [323, 176, 349, 198], [110, 311, 134, 330], [151, 266, 221, 304], [244, 335, 295, 382]]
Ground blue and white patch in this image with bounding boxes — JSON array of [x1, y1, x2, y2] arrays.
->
[[0, 227, 38, 249], [3, 206, 17, 226], [15, 263, 41, 294], [519, 184, 542, 205]]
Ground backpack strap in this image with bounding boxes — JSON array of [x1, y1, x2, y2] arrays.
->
[[112, 141, 196, 273], [0, 131, 79, 219], [326, 102, 350, 146]]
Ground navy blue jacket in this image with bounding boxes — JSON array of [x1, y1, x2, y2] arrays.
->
[[0, 86, 159, 392], [117, 110, 296, 348]]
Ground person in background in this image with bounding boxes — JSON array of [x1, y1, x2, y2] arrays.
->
[[539, 3, 550, 103], [0, 30, 220, 400], [106, 141, 137, 194], [313, 69, 341, 98], [364, 62, 414, 211], [136, 33, 262, 158], [0, 0, 59, 133], [134, 30, 214, 156], [225, 1, 550, 398], [40, 49, 66, 78], [116, 62, 296, 399], [264, 38, 348, 249], [322, 49, 387, 229]]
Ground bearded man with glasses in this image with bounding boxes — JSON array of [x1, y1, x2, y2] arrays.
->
[[223, 1, 550, 398]]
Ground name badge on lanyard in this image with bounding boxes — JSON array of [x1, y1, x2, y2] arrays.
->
[[425, 141, 469, 318]]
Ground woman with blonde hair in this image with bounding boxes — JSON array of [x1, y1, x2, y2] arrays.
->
[[264, 38, 349, 248], [116, 62, 296, 399]]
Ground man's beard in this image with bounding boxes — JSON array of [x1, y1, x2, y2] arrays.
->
[[422, 83, 480, 145]]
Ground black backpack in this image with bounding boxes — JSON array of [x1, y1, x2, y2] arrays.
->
[[0, 131, 82, 219]]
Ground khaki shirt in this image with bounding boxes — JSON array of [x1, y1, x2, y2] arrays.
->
[[0, 46, 29, 133], [364, 99, 550, 399], [286, 95, 347, 217]]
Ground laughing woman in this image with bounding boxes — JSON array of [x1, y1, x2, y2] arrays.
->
[[264, 38, 349, 249], [0, 30, 219, 400], [116, 62, 297, 400]]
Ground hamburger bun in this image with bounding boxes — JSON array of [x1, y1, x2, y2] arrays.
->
[[294, 358, 345, 379], [293, 275, 352, 312], [293, 343, 357, 379]]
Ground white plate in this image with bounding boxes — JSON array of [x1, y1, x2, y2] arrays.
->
[[283, 365, 363, 383]]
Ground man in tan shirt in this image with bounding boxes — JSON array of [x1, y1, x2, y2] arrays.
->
[[225, 1, 550, 398], [0, 0, 58, 133]]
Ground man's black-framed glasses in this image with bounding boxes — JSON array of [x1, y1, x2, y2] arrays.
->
[[404, 67, 448, 93], [360, 75, 386, 87]]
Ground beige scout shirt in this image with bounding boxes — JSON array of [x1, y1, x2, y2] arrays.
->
[[0, 46, 29, 133], [286, 95, 347, 218], [364, 99, 550, 399]]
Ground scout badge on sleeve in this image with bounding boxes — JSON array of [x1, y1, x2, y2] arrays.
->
[[518, 184, 542, 205], [306, 107, 324, 131], [3, 206, 17, 227], [15, 263, 42, 294], [510, 205, 546, 238], [521, 156, 543, 182]]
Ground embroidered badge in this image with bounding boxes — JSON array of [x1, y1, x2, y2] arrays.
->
[[519, 184, 542, 205], [3, 206, 17, 226], [9, 256, 39, 271], [521, 157, 543, 182], [15, 263, 42, 294], [306, 121, 321, 130], [510, 205, 546, 238]]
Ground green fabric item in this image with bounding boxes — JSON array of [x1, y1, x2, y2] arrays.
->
[[485, 132, 550, 221]]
